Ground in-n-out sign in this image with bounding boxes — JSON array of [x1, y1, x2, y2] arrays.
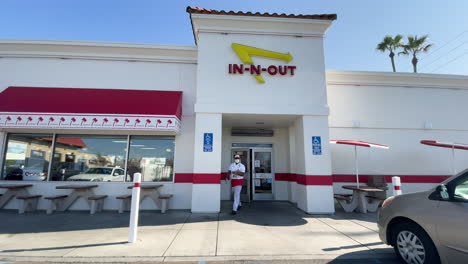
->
[[228, 43, 296, 83]]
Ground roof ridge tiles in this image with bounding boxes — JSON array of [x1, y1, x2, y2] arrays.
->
[[186, 6, 337, 21]]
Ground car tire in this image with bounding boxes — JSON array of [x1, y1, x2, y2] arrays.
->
[[392, 221, 440, 264]]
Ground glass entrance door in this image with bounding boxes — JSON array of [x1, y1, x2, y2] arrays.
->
[[252, 148, 273, 200]]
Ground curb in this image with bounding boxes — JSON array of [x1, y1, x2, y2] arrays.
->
[[0, 253, 398, 263]]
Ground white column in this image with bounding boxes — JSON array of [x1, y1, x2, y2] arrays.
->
[[191, 113, 222, 213], [295, 116, 334, 214], [288, 125, 298, 203]]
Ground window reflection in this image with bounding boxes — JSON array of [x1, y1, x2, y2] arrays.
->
[[127, 136, 175, 182], [2, 134, 53, 181], [2, 134, 176, 182], [50, 135, 127, 182], [254, 152, 272, 173]]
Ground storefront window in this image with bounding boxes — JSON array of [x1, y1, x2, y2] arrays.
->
[[127, 136, 175, 182], [50, 135, 127, 182], [1, 133, 53, 181], [1, 134, 176, 182]]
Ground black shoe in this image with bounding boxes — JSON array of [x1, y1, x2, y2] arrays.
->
[[237, 205, 242, 211], [231, 210, 237, 215]]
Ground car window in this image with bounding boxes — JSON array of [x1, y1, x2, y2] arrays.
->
[[454, 178, 468, 201], [114, 169, 125, 176], [84, 168, 113, 175]]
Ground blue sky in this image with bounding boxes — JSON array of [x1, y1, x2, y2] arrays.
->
[[1, 0, 468, 75]]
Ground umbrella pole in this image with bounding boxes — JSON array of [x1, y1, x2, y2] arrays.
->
[[452, 145, 455, 175], [355, 145, 359, 187]]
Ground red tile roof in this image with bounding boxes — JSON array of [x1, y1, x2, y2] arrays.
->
[[186, 6, 337, 21]]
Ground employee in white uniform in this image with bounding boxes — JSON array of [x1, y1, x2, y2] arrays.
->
[[227, 154, 245, 215]]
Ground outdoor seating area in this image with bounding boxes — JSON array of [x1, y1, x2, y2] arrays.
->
[[0, 183, 173, 214], [332, 138, 466, 213], [331, 140, 390, 214]]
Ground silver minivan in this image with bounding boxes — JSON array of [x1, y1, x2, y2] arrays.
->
[[378, 169, 468, 264]]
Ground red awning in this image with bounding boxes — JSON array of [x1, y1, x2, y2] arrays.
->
[[330, 140, 389, 149], [0, 87, 182, 132], [420, 140, 468, 151]]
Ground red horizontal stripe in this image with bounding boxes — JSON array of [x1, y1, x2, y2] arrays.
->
[[275, 173, 292, 181], [290, 173, 297, 182], [296, 174, 333, 186], [174, 173, 193, 183], [197, 173, 450, 185], [134, 183, 140, 187], [394, 186, 401, 190], [193, 173, 221, 184], [221, 172, 228, 180], [332, 174, 451, 184], [174, 173, 221, 184]]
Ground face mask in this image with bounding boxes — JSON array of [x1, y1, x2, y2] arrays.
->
[[234, 159, 240, 164]]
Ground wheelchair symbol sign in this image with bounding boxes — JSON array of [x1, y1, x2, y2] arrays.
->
[[312, 136, 322, 155], [203, 133, 213, 152]]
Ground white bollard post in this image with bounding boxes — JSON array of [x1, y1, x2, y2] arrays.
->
[[392, 176, 402, 196], [128, 173, 141, 243]]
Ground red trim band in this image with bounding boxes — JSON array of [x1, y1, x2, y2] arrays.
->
[[296, 174, 333, 186], [394, 186, 401, 190], [182, 172, 451, 184], [275, 173, 292, 181], [221, 172, 228, 180], [193, 173, 221, 184], [174, 173, 194, 183], [332, 174, 450, 184], [134, 183, 140, 188], [174, 173, 221, 184]]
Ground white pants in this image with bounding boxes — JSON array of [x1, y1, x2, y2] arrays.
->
[[232, 185, 242, 211]]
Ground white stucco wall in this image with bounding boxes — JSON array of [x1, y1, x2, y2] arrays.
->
[[192, 15, 331, 117], [195, 33, 329, 115], [327, 70, 468, 194]]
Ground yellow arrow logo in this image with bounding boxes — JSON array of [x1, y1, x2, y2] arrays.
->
[[231, 43, 294, 83]]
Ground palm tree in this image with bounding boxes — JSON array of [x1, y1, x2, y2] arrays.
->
[[399, 35, 434, 73], [377, 35, 403, 72]]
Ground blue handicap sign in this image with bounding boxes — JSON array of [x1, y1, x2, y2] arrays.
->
[[203, 133, 213, 152], [312, 136, 322, 155]]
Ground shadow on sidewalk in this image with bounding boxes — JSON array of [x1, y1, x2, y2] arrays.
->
[[0, 241, 126, 253], [0, 201, 378, 234], [327, 249, 400, 264]]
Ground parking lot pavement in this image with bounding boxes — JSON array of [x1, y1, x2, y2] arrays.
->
[[0, 201, 398, 263]]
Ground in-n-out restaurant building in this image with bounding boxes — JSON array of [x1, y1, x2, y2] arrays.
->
[[1, 7, 468, 213]]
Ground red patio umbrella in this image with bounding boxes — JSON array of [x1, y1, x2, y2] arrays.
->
[[330, 140, 390, 187], [420, 140, 468, 174]]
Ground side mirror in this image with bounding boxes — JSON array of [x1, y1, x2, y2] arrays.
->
[[438, 184, 450, 201], [429, 184, 451, 201]]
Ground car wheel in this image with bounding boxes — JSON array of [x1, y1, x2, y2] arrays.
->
[[392, 221, 440, 264]]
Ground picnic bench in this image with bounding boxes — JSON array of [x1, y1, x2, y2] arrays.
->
[[44, 195, 68, 214], [0, 184, 42, 214], [116, 184, 173, 213], [335, 185, 385, 213], [53, 184, 104, 214]]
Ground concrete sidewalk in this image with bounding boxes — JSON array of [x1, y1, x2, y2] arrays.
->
[[0, 201, 398, 263]]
